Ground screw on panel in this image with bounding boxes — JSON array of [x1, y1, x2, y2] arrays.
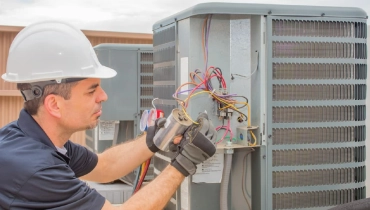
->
[[268, 11, 272, 15], [268, 135, 272, 138], [321, 13, 325, 17], [263, 155, 266, 159]]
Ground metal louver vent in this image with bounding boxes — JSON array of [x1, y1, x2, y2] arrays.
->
[[269, 17, 366, 210], [272, 146, 365, 166], [139, 51, 154, 109], [140, 64, 153, 73], [140, 98, 152, 108], [273, 166, 365, 188], [140, 75, 153, 85], [140, 87, 153, 96], [273, 187, 366, 210], [272, 105, 365, 122], [273, 42, 367, 59], [153, 25, 176, 103], [140, 52, 153, 62], [273, 84, 366, 100], [153, 24, 178, 208], [154, 46, 176, 63], [153, 66, 176, 81], [272, 20, 367, 38], [153, 26, 176, 46], [272, 126, 366, 144], [273, 63, 367, 80], [153, 86, 176, 100]]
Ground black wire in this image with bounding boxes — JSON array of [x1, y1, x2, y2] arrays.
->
[[208, 67, 223, 89], [232, 96, 249, 109], [218, 100, 248, 122]]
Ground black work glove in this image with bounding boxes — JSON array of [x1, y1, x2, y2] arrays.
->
[[146, 118, 166, 153], [170, 113, 217, 176]]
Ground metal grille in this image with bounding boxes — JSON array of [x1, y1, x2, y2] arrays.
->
[[140, 98, 152, 108], [153, 26, 176, 46], [153, 25, 176, 104], [140, 64, 153, 73], [153, 66, 176, 81], [153, 24, 177, 205], [140, 87, 153, 96], [140, 52, 153, 62], [267, 17, 366, 210], [140, 75, 153, 85], [154, 46, 176, 63], [273, 84, 366, 100], [273, 63, 367, 80], [273, 166, 365, 188], [273, 42, 367, 59], [273, 187, 366, 210], [153, 86, 176, 100], [272, 105, 365, 123], [272, 126, 366, 145], [272, 20, 367, 38], [272, 146, 365, 166], [139, 51, 154, 111]]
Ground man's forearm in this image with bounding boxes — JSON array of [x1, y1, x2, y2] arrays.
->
[[118, 165, 184, 210], [83, 134, 154, 183]]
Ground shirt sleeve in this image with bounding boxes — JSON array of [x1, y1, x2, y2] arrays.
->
[[66, 140, 98, 177], [10, 165, 105, 210]]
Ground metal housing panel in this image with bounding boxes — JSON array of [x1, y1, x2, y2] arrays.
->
[[153, 3, 366, 30], [266, 16, 367, 210], [153, 4, 367, 210]]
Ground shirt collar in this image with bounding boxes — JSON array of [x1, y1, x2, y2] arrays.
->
[[17, 109, 57, 150], [17, 109, 72, 163]]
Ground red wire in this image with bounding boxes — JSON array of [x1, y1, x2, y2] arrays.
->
[[134, 159, 151, 193], [205, 66, 226, 89], [185, 74, 220, 108]]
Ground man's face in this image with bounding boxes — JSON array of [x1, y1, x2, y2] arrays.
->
[[59, 78, 108, 131]]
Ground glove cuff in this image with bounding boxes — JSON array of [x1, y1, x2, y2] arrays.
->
[[171, 154, 196, 177], [146, 126, 159, 153]]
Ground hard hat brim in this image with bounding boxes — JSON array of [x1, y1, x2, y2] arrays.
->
[[1, 65, 117, 83]]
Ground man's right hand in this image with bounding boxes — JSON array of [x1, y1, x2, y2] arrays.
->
[[170, 112, 217, 176]]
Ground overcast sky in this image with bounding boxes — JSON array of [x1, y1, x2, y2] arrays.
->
[[0, 0, 369, 33]]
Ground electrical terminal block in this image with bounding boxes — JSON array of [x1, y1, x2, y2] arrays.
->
[[236, 126, 259, 147], [219, 88, 228, 95]]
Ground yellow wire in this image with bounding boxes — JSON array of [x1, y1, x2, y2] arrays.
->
[[249, 131, 257, 146], [184, 90, 210, 102], [183, 90, 251, 126], [178, 82, 252, 131], [182, 107, 199, 125]]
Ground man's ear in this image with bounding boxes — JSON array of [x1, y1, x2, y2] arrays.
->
[[43, 94, 62, 118]]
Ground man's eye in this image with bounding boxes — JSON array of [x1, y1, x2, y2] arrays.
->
[[88, 90, 96, 94]]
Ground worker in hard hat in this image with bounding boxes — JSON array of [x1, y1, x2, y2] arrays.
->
[[0, 21, 217, 210]]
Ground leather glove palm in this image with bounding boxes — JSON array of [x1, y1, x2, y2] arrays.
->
[[171, 113, 217, 176], [146, 118, 167, 153]]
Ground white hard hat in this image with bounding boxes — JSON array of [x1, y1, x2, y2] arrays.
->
[[2, 20, 117, 83]]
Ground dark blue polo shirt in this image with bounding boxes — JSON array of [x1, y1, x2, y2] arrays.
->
[[0, 109, 105, 209]]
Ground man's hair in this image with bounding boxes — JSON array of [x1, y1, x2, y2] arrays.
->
[[17, 82, 79, 115]]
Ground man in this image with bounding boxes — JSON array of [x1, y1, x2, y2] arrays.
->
[[0, 21, 217, 210]]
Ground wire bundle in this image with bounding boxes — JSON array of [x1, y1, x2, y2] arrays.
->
[[172, 66, 256, 146], [132, 158, 151, 194]]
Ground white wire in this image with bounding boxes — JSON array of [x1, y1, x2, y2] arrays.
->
[[231, 51, 259, 80]]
